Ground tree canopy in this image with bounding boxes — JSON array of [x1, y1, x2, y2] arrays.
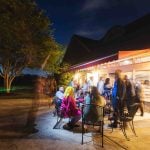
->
[[0, 0, 62, 92]]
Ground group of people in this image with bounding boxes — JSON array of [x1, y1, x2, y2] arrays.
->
[[53, 85, 106, 130], [52, 69, 145, 130], [109, 70, 144, 127]]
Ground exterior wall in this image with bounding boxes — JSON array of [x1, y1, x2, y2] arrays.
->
[[118, 49, 150, 59], [73, 50, 150, 111]]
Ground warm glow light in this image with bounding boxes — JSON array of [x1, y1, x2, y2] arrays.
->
[[119, 59, 132, 66], [124, 60, 131, 65], [92, 71, 99, 86], [74, 73, 80, 81]]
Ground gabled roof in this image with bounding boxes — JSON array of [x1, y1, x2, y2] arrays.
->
[[63, 13, 150, 65], [63, 34, 98, 65]]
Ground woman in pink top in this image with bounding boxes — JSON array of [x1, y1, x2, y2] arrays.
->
[[61, 86, 81, 130]]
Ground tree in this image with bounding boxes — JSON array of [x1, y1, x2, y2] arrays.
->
[[58, 63, 73, 88], [42, 43, 65, 73], [0, 0, 57, 93]]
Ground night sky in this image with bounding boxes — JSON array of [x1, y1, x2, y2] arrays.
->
[[36, 0, 150, 45]]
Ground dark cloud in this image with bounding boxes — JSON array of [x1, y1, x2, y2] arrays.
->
[[81, 0, 109, 12]]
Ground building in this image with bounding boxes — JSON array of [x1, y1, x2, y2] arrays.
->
[[63, 14, 150, 111], [70, 49, 150, 103], [64, 14, 150, 66]]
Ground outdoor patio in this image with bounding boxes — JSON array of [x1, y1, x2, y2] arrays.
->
[[0, 102, 149, 150]]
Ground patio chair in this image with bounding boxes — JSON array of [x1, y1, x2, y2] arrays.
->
[[81, 104, 104, 147], [53, 104, 71, 129], [109, 103, 140, 140], [53, 103, 63, 129]]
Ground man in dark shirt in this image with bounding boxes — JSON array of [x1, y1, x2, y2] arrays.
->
[[111, 69, 126, 128]]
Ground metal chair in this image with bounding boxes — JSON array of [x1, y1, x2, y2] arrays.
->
[[120, 103, 140, 140], [53, 99, 63, 129], [53, 102, 71, 129], [81, 104, 104, 147], [109, 103, 140, 140]]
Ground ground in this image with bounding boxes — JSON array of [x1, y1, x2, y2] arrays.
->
[[0, 98, 150, 150]]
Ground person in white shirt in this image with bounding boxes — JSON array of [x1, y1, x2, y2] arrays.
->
[[53, 87, 64, 116], [82, 79, 89, 93], [97, 77, 104, 95], [56, 87, 64, 100], [88, 76, 94, 91]]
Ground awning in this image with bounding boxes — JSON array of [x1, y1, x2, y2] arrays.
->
[[69, 53, 118, 71]]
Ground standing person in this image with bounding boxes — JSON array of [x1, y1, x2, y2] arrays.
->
[[88, 76, 94, 91], [103, 78, 112, 100], [82, 79, 89, 94], [124, 75, 136, 112], [111, 70, 126, 128], [135, 80, 144, 116], [103, 78, 112, 115], [61, 86, 81, 130], [97, 77, 104, 95]]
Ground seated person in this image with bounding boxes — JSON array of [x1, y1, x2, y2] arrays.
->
[[60, 86, 81, 130], [83, 86, 106, 130], [53, 87, 64, 116], [76, 89, 84, 107]]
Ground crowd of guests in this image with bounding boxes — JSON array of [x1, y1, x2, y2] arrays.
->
[[53, 85, 106, 130], [52, 69, 146, 130]]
